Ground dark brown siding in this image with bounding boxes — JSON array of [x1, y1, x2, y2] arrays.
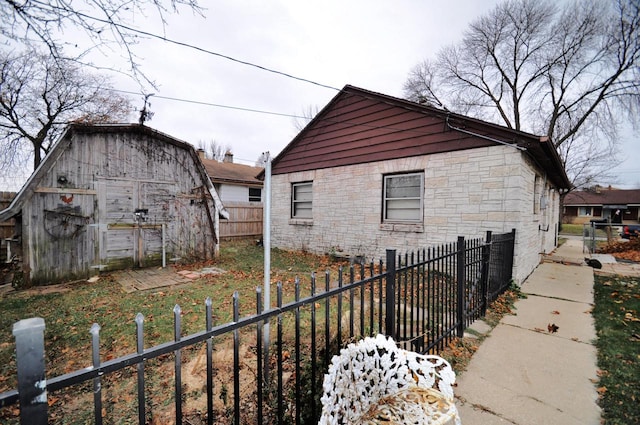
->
[[273, 91, 500, 175], [267, 85, 570, 190]]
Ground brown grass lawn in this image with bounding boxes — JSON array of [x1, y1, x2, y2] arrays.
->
[[0, 238, 521, 424], [0, 239, 365, 424]]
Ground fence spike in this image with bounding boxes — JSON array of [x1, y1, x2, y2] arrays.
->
[[173, 305, 182, 425], [134, 313, 145, 424], [232, 292, 240, 425], [256, 287, 264, 425], [13, 317, 47, 425], [205, 297, 214, 425]]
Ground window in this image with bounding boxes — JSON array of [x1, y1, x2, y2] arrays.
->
[[578, 207, 593, 217], [249, 187, 262, 202], [292, 182, 312, 219], [383, 172, 423, 222], [533, 175, 541, 214]]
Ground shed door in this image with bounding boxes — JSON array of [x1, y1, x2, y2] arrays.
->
[[97, 179, 171, 270]]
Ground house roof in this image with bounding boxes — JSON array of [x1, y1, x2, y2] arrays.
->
[[202, 159, 263, 187], [564, 189, 640, 206], [0, 123, 229, 221], [264, 85, 570, 189]]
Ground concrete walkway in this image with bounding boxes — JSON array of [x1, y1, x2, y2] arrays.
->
[[455, 239, 601, 424]]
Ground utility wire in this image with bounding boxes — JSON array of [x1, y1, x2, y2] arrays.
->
[[113, 88, 311, 119], [71, 10, 342, 92]]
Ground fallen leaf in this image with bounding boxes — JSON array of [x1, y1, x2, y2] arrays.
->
[[551, 310, 560, 315], [548, 323, 559, 333], [624, 313, 640, 322]]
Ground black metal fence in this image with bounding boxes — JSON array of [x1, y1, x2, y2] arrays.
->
[[0, 230, 515, 425]]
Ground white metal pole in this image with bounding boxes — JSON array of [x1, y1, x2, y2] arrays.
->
[[263, 153, 272, 378], [264, 153, 272, 313]]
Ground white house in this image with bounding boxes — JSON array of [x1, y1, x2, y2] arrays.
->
[[264, 85, 571, 284]]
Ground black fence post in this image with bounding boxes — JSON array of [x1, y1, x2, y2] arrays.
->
[[90, 323, 103, 425], [385, 249, 396, 339], [456, 237, 465, 338], [13, 317, 47, 425], [482, 231, 492, 316]]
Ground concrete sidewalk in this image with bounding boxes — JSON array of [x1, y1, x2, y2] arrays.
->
[[455, 239, 601, 424]]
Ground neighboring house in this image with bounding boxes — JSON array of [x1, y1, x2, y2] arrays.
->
[[563, 187, 640, 224], [0, 191, 17, 263], [0, 124, 228, 286], [201, 151, 264, 203], [201, 151, 264, 239], [265, 85, 571, 284]]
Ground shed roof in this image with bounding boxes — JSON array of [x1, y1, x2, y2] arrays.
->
[[265, 85, 570, 189], [202, 159, 263, 187], [0, 124, 228, 221], [564, 189, 640, 206]]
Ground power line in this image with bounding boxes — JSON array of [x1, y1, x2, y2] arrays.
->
[[113, 88, 310, 120], [72, 10, 342, 92]]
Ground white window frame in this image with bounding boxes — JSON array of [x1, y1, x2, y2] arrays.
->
[[578, 206, 593, 217], [383, 172, 424, 223], [291, 182, 313, 219], [533, 175, 541, 214]]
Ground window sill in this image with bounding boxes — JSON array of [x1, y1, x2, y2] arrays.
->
[[380, 223, 424, 233], [289, 219, 313, 226]]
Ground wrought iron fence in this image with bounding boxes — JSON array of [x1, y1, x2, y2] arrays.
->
[[0, 230, 515, 424]]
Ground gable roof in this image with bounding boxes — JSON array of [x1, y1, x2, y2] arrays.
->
[[266, 85, 570, 189], [564, 188, 640, 206], [0, 123, 228, 221], [202, 159, 263, 187]]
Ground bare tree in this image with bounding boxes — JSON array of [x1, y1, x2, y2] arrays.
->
[[0, 0, 202, 86], [0, 49, 133, 171], [197, 140, 232, 161], [292, 104, 321, 132], [404, 0, 640, 188]]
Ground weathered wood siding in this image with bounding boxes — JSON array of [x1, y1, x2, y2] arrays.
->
[[220, 202, 263, 239], [20, 126, 218, 284]]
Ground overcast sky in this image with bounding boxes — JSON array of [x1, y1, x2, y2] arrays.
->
[[19, 0, 640, 189]]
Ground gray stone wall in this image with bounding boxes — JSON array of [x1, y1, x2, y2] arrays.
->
[[270, 145, 561, 284]]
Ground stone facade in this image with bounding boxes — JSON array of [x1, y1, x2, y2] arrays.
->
[[270, 145, 561, 284]]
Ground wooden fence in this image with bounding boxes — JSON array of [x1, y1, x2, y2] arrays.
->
[[220, 202, 263, 239]]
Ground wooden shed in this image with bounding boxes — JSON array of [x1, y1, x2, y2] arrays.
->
[[0, 124, 228, 286]]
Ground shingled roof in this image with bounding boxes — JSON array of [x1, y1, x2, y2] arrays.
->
[[564, 188, 640, 206], [201, 158, 263, 187]]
